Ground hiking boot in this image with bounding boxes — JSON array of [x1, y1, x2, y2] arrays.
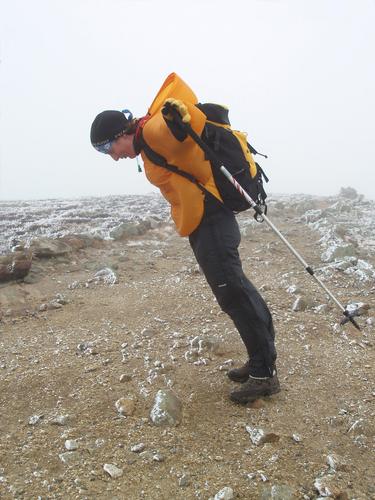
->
[[227, 360, 252, 383], [230, 372, 281, 404]]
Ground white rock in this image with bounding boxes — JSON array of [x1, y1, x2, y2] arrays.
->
[[246, 425, 280, 446], [191, 335, 222, 355], [292, 433, 302, 443], [150, 389, 182, 426], [326, 453, 348, 472], [103, 463, 123, 479], [286, 284, 301, 294], [68, 280, 80, 289], [314, 475, 342, 497], [321, 243, 356, 263], [28, 415, 43, 425], [314, 304, 329, 314], [346, 301, 370, 315], [59, 451, 80, 465], [130, 443, 145, 453], [152, 453, 164, 462], [214, 486, 234, 500], [292, 296, 307, 312], [94, 267, 118, 285], [151, 249, 164, 258], [65, 439, 79, 451]]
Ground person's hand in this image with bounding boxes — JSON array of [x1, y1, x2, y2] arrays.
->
[[162, 98, 191, 123]]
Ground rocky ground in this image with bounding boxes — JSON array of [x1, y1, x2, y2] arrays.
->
[[0, 191, 374, 499]]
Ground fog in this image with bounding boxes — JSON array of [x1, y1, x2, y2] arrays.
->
[[1, 0, 374, 201]]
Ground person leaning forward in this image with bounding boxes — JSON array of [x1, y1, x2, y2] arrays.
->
[[90, 72, 280, 404]]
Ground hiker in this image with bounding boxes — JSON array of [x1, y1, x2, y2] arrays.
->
[[90, 73, 280, 404]]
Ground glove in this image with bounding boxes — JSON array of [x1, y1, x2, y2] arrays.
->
[[162, 98, 191, 124]]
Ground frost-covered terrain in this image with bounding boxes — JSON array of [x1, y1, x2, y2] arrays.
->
[[0, 194, 169, 255], [0, 189, 374, 499]]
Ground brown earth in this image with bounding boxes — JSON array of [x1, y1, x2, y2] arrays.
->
[[0, 212, 374, 500]]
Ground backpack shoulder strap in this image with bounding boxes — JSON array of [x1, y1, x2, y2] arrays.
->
[[138, 132, 223, 206]]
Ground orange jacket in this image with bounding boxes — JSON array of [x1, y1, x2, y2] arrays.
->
[[140, 73, 222, 237]]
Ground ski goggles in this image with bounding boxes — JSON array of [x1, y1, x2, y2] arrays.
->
[[94, 140, 115, 155]]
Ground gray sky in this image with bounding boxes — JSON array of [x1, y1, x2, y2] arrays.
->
[[1, 0, 374, 201]]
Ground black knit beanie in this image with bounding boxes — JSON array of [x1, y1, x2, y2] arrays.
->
[[90, 110, 133, 147]]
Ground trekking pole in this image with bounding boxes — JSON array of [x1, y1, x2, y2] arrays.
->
[[220, 165, 361, 331], [164, 105, 361, 331]]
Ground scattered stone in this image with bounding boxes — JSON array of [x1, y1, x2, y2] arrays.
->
[[103, 463, 123, 479], [139, 450, 154, 462], [77, 342, 97, 355], [178, 474, 190, 487], [292, 296, 307, 312], [301, 209, 323, 223], [152, 453, 165, 462], [29, 238, 72, 258], [218, 359, 234, 371], [260, 484, 296, 499], [346, 301, 370, 316], [332, 323, 342, 334], [291, 433, 301, 443], [214, 486, 234, 500], [119, 374, 132, 382], [326, 453, 349, 472], [314, 304, 330, 314], [130, 443, 145, 453], [346, 418, 368, 442], [314, 475, 343, 497], [330, 256, 357, 271], [93, 267, 118, 285], [344, 259, 375, 282], [286, 284, 301, 294], [110, 221, 145, 240], [68, 280, 80, 289], [0, 250, 32, 282], [115, 396, 136, 416], [55, 293, 68, 305], [141, 327, 157, 338], [50, 415, 70, 426], [47, 300, 63, 310], [245, 426, 280, 446], [321, 243, 356, 263], [28, 414, 43, 425], [150, 389, 183, 426], [151, 249, 164, 258], [191, 335, 223, 355], [60, 234, 104, 250], [59, 451, 80, 465], [65, 439, 79, 451], [184, 348, 199, 363]]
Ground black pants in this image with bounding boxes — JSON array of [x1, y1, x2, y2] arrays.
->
[[189, 200, 277, 377]]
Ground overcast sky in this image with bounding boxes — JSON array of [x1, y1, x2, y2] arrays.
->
[[1, 0, 374, 201]]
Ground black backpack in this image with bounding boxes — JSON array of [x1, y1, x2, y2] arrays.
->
[[140, 102, 269, 215], [197, 103, 268, 212]]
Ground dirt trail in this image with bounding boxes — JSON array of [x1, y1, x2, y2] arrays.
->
[[0, 212, 374, 499]]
